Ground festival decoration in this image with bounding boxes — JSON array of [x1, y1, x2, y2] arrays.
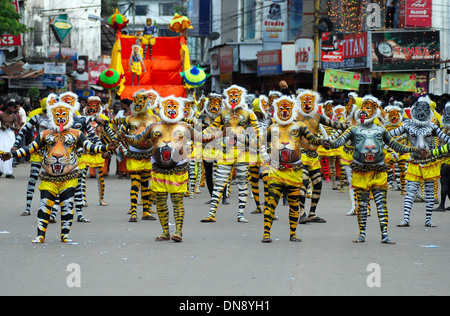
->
[[108, 9, 128, 31], [180, 65, 208, 88], [98, 68, 122, 90], [168, 13, 193, 33]]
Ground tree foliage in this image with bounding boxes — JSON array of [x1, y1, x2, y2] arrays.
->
[[0, 0, 32, 35]]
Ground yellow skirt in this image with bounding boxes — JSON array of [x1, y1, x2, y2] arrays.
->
[[267, 166, 303, 187], [406, 160, 441, 182], [340, 150, 353, 166], [127, 157, 152, 172], [130, 61, 142, 75], [30, 152, 43, 163], [84, 153, 104, 168], [352, 170, 388, 191], [301, 154, 321, 171], [39, 178, 78, 196], [77, 154, 86, 169], [151, 168, 188, 193], [317, 145, 339, 157]]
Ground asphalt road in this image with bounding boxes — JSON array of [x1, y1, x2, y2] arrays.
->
[[1, 162, 449, 297]]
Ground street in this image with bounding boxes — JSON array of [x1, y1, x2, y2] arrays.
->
[[1, 162, 449, 297]]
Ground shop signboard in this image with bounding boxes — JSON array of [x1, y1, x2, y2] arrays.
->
[[371, 30, 440, 72], [50, 14, 72, 43], [381, 73, 417, 92], [257, 50, 282, 76], [321, 32, 369, 70], [295, 37, 313, 73], [399, 0, 432, 28], [262, 0, 288, 42], [414, 72, 428, 96], [219, 46, 233, 73], [48, 46, 78, 60], [323, 69, 361, 90], [0, 0, 22, 47], [42, 74, 66, 88], [320, 32, 344, 63]]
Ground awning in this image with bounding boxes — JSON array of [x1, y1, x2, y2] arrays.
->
[[0, 61, 45, 79]]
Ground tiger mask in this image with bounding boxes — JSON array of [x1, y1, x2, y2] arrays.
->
[[223, 85, 247, 110]]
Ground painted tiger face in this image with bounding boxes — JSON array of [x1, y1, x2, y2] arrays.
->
[[59, 93, 78, 108], [132, 91, 148, 114], [345, 98, 355, 116], [387, 108, 401, 124], [260, 96, 273, 116], [50, 105, 72, 131], [225, 87, 243, 109], [299, 93, 316, 115], [198, 97, 207, 112], [442, 104, 450, 126], [333, 106, 346, 122], [274, 98, 295, 124], [323, 102, 333, 119], [85, 99, 102, 116], [160, 98, 183, 122], [43, 131, 78, 175], [46, 94, 58, 109], [207, 96, 222, 116], [147, 91, 159, 109], [183, 99, 195, 118], [411, 101, 431, 123], [152, 124, 190, 168], [359, 99, 378, 123]]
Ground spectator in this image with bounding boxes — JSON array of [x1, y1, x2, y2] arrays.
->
[[115, 98, 132, 179], [279, 80, 292, 96], [0, 100, 20, 178]]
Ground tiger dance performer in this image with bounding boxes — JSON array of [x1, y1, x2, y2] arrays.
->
[[182, 95, 201, 199], [121, 96, 194, 242], [12, 95, 57, 216], [389, 96, 450, 227], [317, 100, 341, 190], [261, 96, 329, 243], [56, 92, 103, 223], [199, 92, 224, 202], [383, 102, 408, 195], [329, 95, 427, 244], [248, 95, 273, 214], [108, 89, 160, 222], [435, 102, 450, 212], [200, 85, 266, 223], [341, 92, 361, 215], [295, 90, 349, 224], [84, 96, 116, 206], [0, 101, 117, 243]]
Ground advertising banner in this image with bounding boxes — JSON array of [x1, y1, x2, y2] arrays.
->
[[321, 32, 369, 70], [42, 74, 66, 88], [257, 50, 282, 76], [295, 37, 314, 73], [220, 46, 233, 73], [323, 69, 361, 90], [399, 0, 432, 28], [414, 72, 428, 97], [381, 73, 417, 92], [371, 30, 440, 72], [262, 0, 288, 42], [0, 0, 22, 47], [320, 32, 344, 63]]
